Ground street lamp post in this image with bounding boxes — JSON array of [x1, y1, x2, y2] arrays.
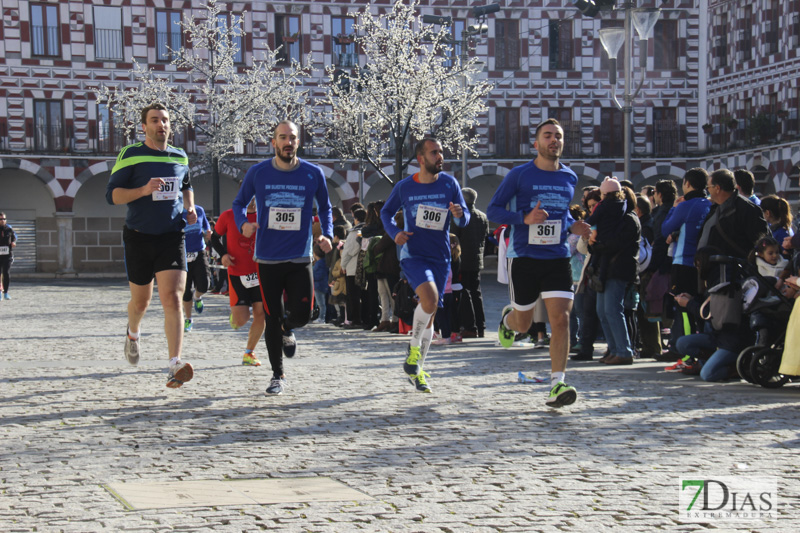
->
[[598, 3, 660, 183]]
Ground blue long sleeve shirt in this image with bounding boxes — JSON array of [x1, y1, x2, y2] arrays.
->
[[380, 172, 469, 263], [661, 194, 711, 267], [232, 158, 332, 262], [487, 160, 577, 259]]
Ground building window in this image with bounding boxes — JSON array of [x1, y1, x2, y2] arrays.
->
[[548, 20, 573, 71], [156, 11, 183, 61], [34, 100, 63, 152], [96, 104, 128, 153], [766, 0, 780, 55], [653, 19, 678, 70], [495, 107, 520, 157], [94, 6, 123, 60], [276, 14, 301, 65], [217, 13, 243, 64], [332, 16, 356, 68], [715, 13, 728, 69], [653, 107, 678, 157], [740, 6, 752, 61], [495, 20, 519, 70], [443, 19, 465, 68], [548, 108, 581, 157], [599, 20, 623, 74], [30, 4, 60, 57], [600, 107, 623, 157]]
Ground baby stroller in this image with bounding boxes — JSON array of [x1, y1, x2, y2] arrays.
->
[[729, 257, 796, 388]]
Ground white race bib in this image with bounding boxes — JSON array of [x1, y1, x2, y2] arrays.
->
[[268, 207, 302, 231], [152, 177, 181, 201], [0, 246, 8, 255], [528, 220, 561, 245], [186, 251, 198, 262], [415, 204, 447, 231], [241, 272, 259, 288]]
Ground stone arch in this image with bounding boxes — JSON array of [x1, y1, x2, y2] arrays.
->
[[637, 163, 687, 184], [0, 158, 58, 216], [75, 160, 114, 185], [317, 163, 356, 208], [0, 157, 56, 192]]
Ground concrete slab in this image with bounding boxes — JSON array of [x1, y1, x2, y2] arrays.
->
[[104, 477, 373, 510]]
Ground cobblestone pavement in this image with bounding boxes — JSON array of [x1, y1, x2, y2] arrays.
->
[[1, 278, 799, 532]]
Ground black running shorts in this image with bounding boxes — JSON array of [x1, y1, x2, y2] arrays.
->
[[123, 226, 187, 286], [507, 256, 573, 310]]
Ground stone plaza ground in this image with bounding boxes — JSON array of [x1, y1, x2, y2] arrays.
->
[[0, 277, 798, 532]]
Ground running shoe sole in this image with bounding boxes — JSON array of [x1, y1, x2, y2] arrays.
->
[[124, 328, 139, 366], [546, 383, 577, 408], [166, 362, 194, 388]]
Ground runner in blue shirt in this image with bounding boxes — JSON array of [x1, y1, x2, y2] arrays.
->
[[106, 103, 196, 389], [181, 204, 212, 332], [232, 120, 333, 396], [380, 137, 469, 393], [487, 119, 589, 408]]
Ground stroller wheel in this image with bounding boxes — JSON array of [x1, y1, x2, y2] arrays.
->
[[750, 347, 789, 389], [736, 346, 761, 384]]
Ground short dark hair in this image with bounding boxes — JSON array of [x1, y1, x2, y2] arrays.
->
[[414, 137, 440, 157], [619, 179, 634, 190], [636, 195, 652, 217], [733, 168, 755, 196], [333, 225, 346, 240], [655, 179, 677, 204], [534, 118, 562, 140], [349, 203, 364, 214], [683, 167, 709, 192], [583, 188, 602, 209], [710, 169, 736, 192], [353, 208, 367, 223], [141, 103, 168, 124], [331, 206, 344, 220], [272, 120, 298, 139]]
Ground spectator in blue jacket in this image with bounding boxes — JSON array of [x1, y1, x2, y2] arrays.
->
[[660, 168, 711, 358]]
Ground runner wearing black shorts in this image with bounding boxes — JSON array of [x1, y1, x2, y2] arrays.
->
[[487, 119, 590, 408], [213, 199, 266, 367], [106, 102, 196, 389], [181, 204, 212, 332]]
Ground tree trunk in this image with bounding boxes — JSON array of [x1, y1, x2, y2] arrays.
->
[[394, 137, 403, 186], [212, 156, 220, 217]]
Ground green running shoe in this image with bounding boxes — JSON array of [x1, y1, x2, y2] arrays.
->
[[184, 319, 193, 332], [408, 371, 432, 393], [194, 298, 204, 314], [546, 382, 577, 408], [229, 312, 239, 330], [498, 305, 515, 348], [403, 345, 421, 377]]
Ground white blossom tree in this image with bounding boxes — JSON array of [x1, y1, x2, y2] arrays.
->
[[312, 0, 493, 185], [97, 0, 311, 215]]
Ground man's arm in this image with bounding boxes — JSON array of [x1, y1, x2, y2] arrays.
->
[[110, 178, 165, 205], [486, 172, 524, 226], [183, 188, 197, 225]]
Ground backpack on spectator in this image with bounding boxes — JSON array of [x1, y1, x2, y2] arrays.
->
[[392, 278, 416, 323], [638, 235, 653, 273], [362, 237, 383, 275]]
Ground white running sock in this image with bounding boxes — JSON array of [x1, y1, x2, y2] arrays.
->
[[419, 327, 434, 368], [128, 329, 140, 340], [170, 356, 181, 366], [409, 305, 434, 348], [551, 371, 565, 387]]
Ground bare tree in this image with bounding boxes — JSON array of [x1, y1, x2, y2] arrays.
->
[[312, 0, 493, 186], [97, 0, 311, 215]]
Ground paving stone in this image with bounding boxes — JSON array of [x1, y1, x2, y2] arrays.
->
[[0, 278, 798, 531]]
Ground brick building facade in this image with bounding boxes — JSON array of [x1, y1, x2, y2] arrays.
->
[[0, 0, 798, 273]]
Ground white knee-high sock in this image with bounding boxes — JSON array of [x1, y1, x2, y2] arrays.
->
[[410, 305, 434, 348], [419, 326, 435, 368]]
